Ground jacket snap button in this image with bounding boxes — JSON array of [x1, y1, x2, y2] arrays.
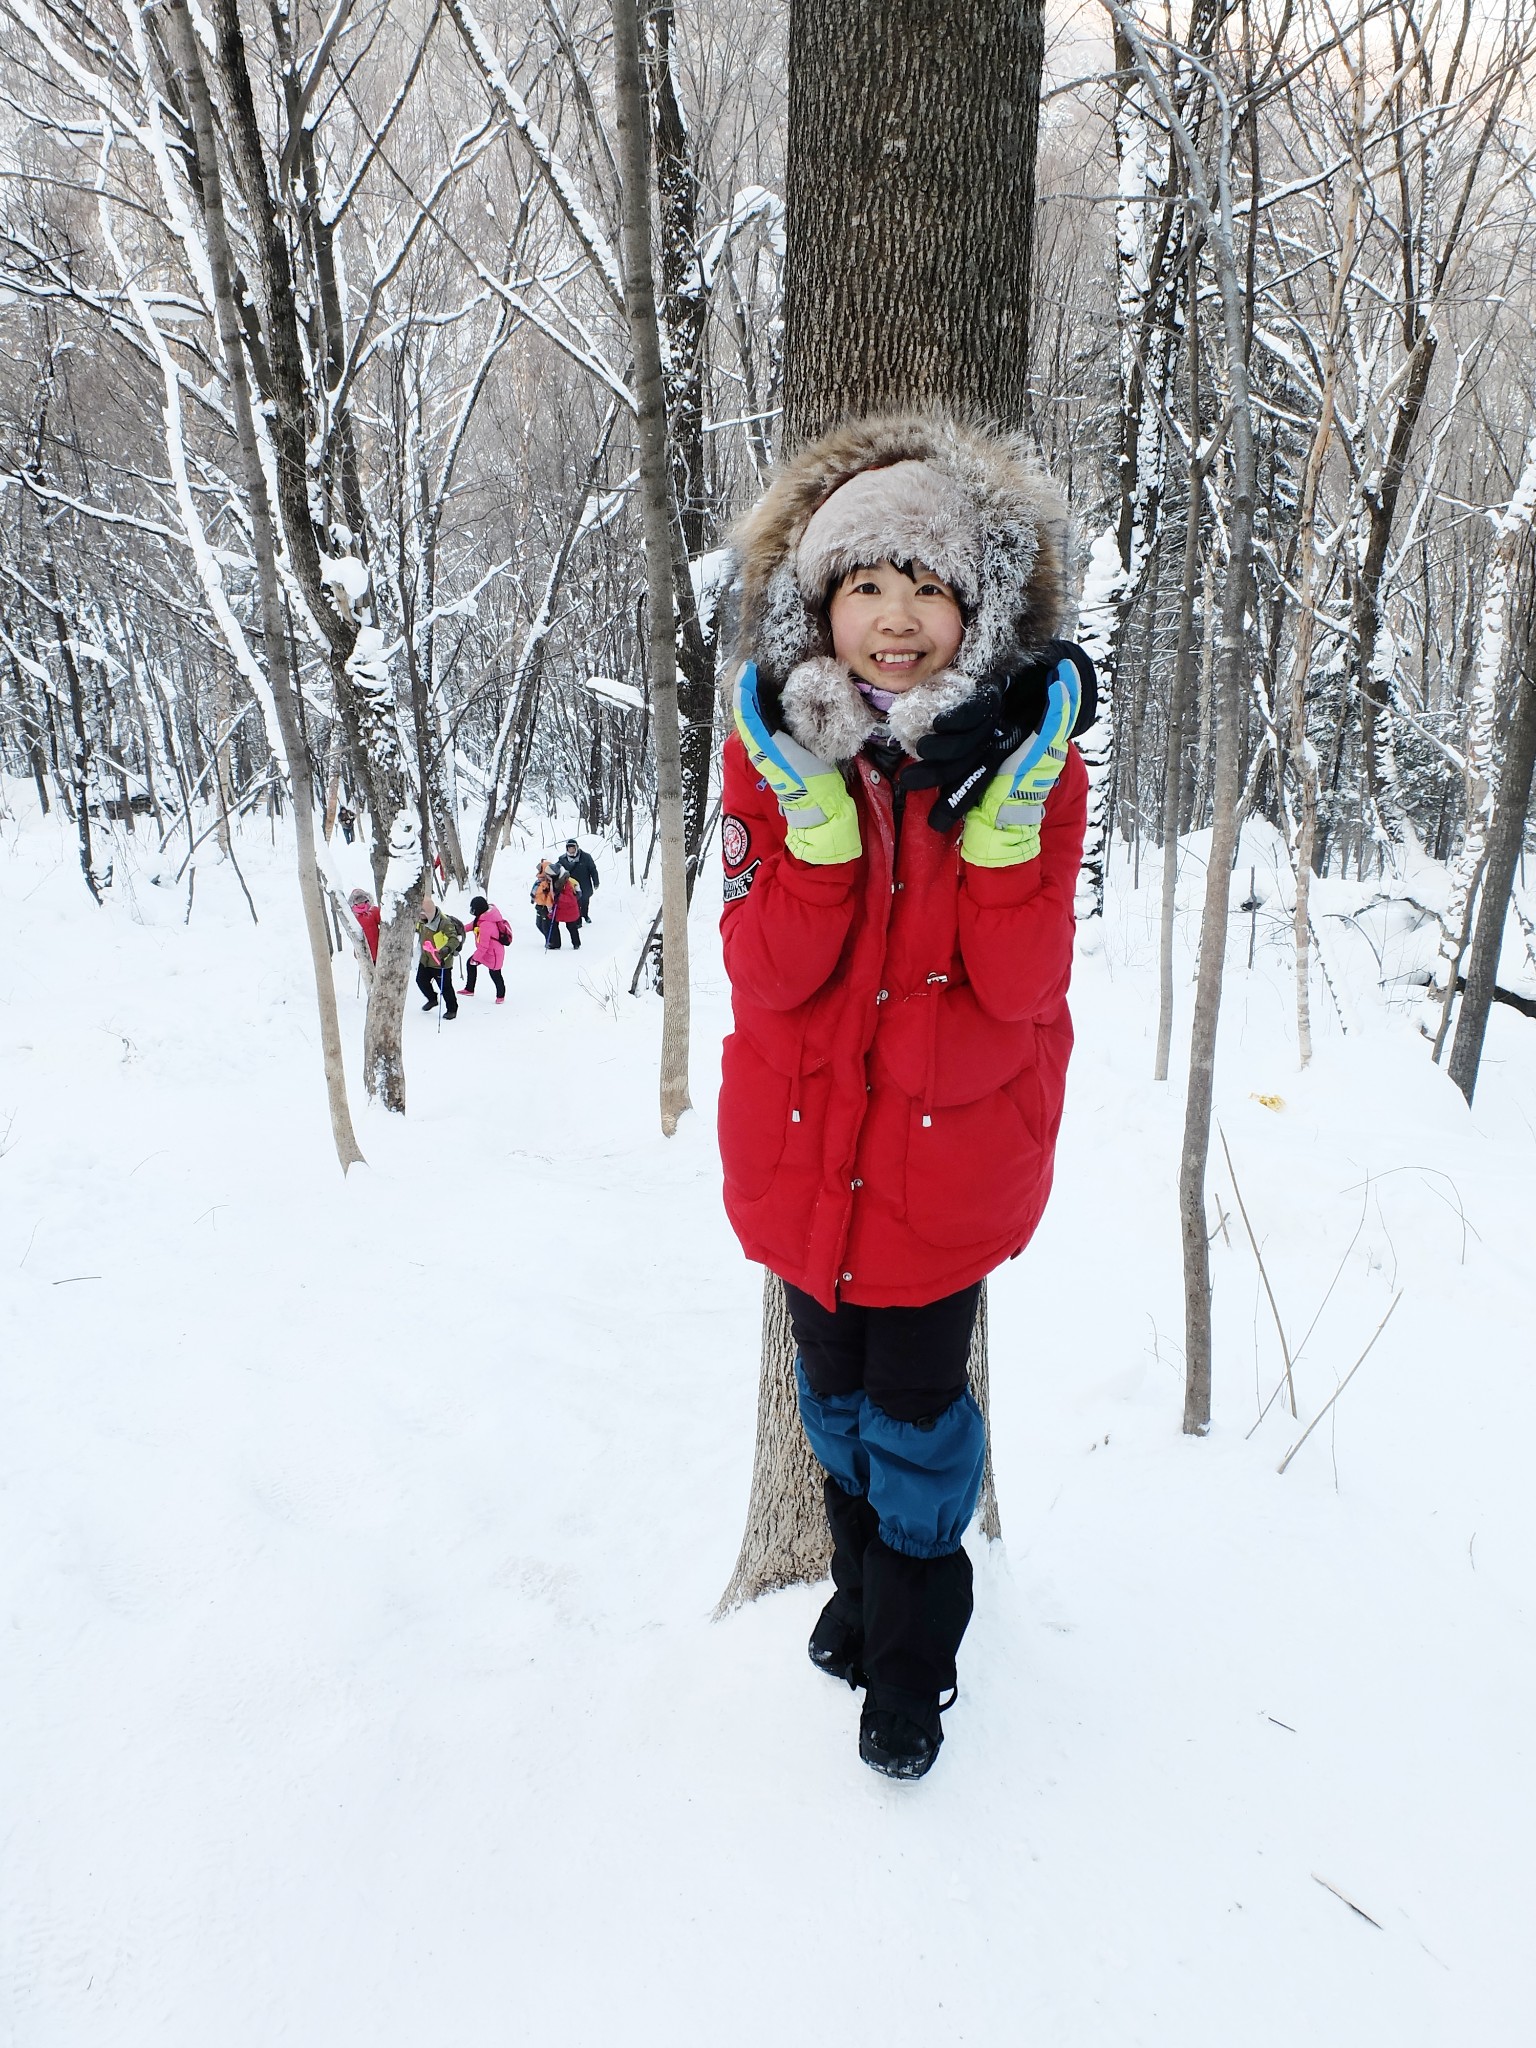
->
[[869, 770, 881, 785], [876, 989, 888, 1003], [841, 1271, 853, 1283], [851, 1177, 863, 1189]]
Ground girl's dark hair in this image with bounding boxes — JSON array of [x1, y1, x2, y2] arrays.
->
[[825, 558, 973, 619], [469, 894, 488, 916]]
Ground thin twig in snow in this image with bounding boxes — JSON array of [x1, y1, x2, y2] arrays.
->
[[1278, 1294, 1403, 1476], [1339, 1164, 1479, 1264], [1311, 1873, 1383, 1930], [1220, 1126, 1298, 1418]]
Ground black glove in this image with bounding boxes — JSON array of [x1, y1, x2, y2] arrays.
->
[[903, 640, 1098, 832]]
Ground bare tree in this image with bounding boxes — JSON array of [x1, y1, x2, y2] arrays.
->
[[1446, 433, 1536, 1103], [163, 0, 363, 1170], [613, 0, 691, 1135], [1106, 2, 1260, 1435]]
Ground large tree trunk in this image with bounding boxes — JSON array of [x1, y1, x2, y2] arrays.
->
[[166, 0, 363, 1172], [781, 0, 1043, 445], [613, 0, 691, 1136]]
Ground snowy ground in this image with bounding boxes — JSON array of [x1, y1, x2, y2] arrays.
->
[[4, 787, 1534, 2046]]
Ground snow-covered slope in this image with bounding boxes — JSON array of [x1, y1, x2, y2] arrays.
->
[[3, 790, 1533, 2045]]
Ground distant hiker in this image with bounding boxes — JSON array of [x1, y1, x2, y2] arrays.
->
[[337, 805, 356, 845], [463, 894, 512, 1001], [415, 896, 464, 1018], [561, 837, 600, 923], [347, 888, 380, 963], [718, 416, 1094, 1782], [552, 868, 583, 949], [531, 859, 558, 943], [531, 860, 582, 950]]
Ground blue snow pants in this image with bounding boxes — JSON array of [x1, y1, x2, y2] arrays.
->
[[785, 1282, 987, 1561]]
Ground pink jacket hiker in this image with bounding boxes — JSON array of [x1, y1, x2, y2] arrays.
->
[[468, 903, 510, 970]]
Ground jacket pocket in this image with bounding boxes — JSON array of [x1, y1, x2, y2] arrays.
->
[[718, 1031, 793, 1202], [903, 1085, 1042, 1250]]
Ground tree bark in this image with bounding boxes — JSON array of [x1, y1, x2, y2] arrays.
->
[[1179, 383, 1253, 1418], [166, 0, 364, 1172], [645, 2, 717, 876], [782, 0, 1043, 444], [1431, 432, 1536, 1061], [1448, 569, 1536, 1105], [1155, 232, 1205, 1085], [1105, 2, 1259, 1435], [613, 0, 691, 1136], [40, 533, 101, 902]]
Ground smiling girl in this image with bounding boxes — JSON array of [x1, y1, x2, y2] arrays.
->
[[718, 414, 1095, 1780]]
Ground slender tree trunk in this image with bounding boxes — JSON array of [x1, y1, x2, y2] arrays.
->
[[11, 656, 52, 816], [1280, 111, 1359, 1065], [645, 2, 716, 877], [1431, 434, 1536, 1058], [613, 0, 691, 1136], [782, 0, 1043, 443], [1448, 572, 1536, 1105], [1106, 2, 1258, 1434], [167, 0, 363, 1171], [1154, 246, 1204, 1084], [41, 537, 101, 902]]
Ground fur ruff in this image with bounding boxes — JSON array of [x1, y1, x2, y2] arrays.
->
[[780, 656, 977, 764], [732, 413, 1073, 695]]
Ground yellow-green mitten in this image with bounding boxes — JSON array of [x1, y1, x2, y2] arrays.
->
[[960, 656, 1082, 869], [733, 662, 861, 866]]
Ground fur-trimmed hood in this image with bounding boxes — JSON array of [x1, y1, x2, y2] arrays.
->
[[731, 413, 1073, 759]]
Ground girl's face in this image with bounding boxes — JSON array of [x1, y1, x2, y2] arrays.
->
[[828, 559, 965, 692]]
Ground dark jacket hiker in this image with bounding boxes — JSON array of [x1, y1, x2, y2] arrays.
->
[[562, 841, 599, 921]]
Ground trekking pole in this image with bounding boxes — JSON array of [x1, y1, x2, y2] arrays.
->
[[438, 960, 446, 1033]]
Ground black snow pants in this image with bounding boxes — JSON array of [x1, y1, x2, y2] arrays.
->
[[416, 957, 458, 1017], [785, 1282, 981, 1712]]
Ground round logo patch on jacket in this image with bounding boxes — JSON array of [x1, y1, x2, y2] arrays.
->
[[722, 814, 751, 869]]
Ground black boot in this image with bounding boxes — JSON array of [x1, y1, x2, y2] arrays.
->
[[808, 1477, 878, 1686], [859, 1539, 973, 1780]]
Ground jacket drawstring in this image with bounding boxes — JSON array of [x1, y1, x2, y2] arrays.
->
[[920, 972, 947, 1126]]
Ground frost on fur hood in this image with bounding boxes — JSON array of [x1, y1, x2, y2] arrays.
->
[[731, 413, 1073, 761]]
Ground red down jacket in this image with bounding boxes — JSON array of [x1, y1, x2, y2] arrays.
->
[[718, 730, 1088, 1310]]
